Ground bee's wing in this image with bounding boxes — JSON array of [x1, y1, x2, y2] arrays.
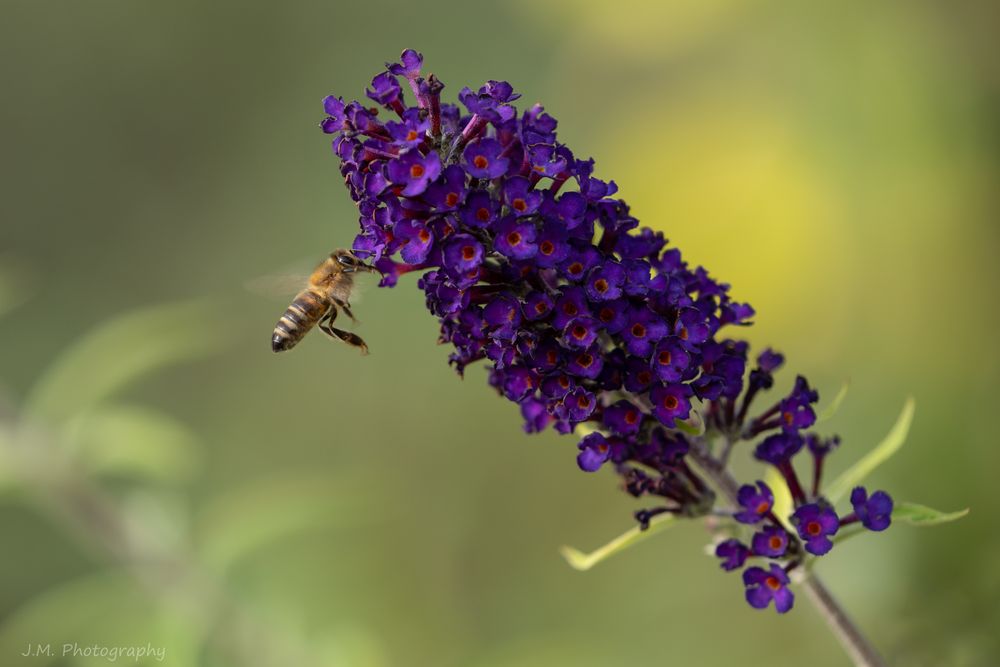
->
[[245, 256, 314, 299]]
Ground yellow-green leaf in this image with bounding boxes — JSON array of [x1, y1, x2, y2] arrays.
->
[[560, 513, 676, 571], [764, 466, 794, 530], [24, 300, 224, 427], [893, 502, 969, 526], [817, 381, 849, 423], [825, 397, 914, 503]]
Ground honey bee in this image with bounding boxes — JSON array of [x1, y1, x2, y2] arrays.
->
[[271, 249, 376, 354]]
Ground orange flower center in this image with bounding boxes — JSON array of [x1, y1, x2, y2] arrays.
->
[[658, 350, 672, 365], [410, 164, 425, 179], [806, 521, 822, 536], [540, 240, 555, 255], [506, 231, 522, 246], [663, 395, 678, 410], [476, 207, 490, 221], [765, 576, 781, 591], [445, 192, 459, 207], [461, 245, 476, 261], [473, 155, 488, 169], [631, 323, 647, 338], [512, 198, 527, 211]]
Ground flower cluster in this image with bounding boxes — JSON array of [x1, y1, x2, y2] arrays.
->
[[320, 50, 894, 614]]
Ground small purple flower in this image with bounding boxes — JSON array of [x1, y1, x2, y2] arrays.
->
[[743, 564, 794, 613], [534, 222, 571, 268], [366, 71, 403, 109], [779, 376, 819, 432], [584, 262, 626, 302], [483, 295, 522, 337], [503, 177, 543, 216], [754, 432, 804, 466], [566, 347, 604, 380], [734, 481, 774, 524], [385, 108, 430, 147], [523, 291, 554, 321], [552, 288, 591, 329], [715, 539, 750, 571], [577, 432, 610, 472], [442, 234, 484, 277], [751, 526, 789, 557], [621, 307, 668, 357], [463, 138, 509, 178], [650, 337, 691, 383], [791, 503, 840, 555], [460, 190, 499, 228], [494, 216, 537, 260], [650, 383, 693, 427], [562, 317, 599, 350], [424, 164, 467, 211], [387, 150, 441, 196], [562, 386, 596, 422], [593, 299, 628, 335], [387, 49, 423, 78], [393, 219, 434, 264], [604, 400, 644, 436], [850, 487, 894, 532]]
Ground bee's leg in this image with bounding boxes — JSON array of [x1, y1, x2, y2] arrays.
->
[[332, 297, 356, 322], [319, 308, 369, 355]]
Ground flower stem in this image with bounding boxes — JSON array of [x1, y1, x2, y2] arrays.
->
[[801, 574, 887, 667], [689, 439, 887, 667]]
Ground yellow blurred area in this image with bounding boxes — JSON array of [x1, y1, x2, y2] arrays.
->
[[1, 0, 998, 665]]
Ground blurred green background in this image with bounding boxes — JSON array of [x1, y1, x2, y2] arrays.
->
[[1, 1, 998, 665]]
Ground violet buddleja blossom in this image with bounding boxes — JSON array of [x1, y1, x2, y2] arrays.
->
[[320, 49, 895, 614]]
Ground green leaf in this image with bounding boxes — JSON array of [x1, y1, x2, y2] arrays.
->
[[23, 300, 224, 428], [559, 513, 676, 571], [764, 466, 794, 530], [674, 410, 705, 437], [68, 405, 203, 483], [893, 502, 969, 526], [817, 381, 849, 423], [825, 397, 914, 503]]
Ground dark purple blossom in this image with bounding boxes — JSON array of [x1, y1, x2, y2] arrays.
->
[[463, 138, 509, 178], [751, 526, 789, 557], [791, 503, 840, 555], [387, 150, 441, 196], [744, 565, 794, 613], [850, 487, 894, 532], [576, 433, 610, 472], [716, 539, 750, 571], [734, 481, 774, 524]]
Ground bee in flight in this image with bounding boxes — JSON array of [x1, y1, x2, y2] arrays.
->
[[271, 249, 376, 354]]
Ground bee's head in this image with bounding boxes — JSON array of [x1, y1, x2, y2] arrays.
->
[[332, 249, 374, 273]]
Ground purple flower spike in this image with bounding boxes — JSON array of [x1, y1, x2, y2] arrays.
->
[[791, 503, 840, 555], [319, 51, 901, 616], [743, 565, 794, 613], [715, 539, 750, 571], [734, 481, 774, 524], [463, 138, 509, 178], [850, 487, 894, 532], [387, 150, 441, 196], [751, 526, 789, 557]]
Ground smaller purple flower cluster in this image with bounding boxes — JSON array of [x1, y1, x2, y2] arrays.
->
[[319, 50, 895, 615], [708, 362, 893, 613]]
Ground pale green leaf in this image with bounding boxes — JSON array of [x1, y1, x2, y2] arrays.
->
[[23, 300, 224, 427], [764, 466, 794, 530], [893, 501, 969, 526], [674, 410, 705, 436], [68, 405, 202, 483], [817, 381, 849, 423], [559, 513, 676, 571], [825, 397, 914, 503]]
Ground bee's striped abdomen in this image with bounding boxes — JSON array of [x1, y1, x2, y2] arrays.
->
[[271, 289, 329, 352]]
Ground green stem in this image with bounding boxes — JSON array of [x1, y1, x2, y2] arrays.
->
[[801, 574, 887, 667]]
